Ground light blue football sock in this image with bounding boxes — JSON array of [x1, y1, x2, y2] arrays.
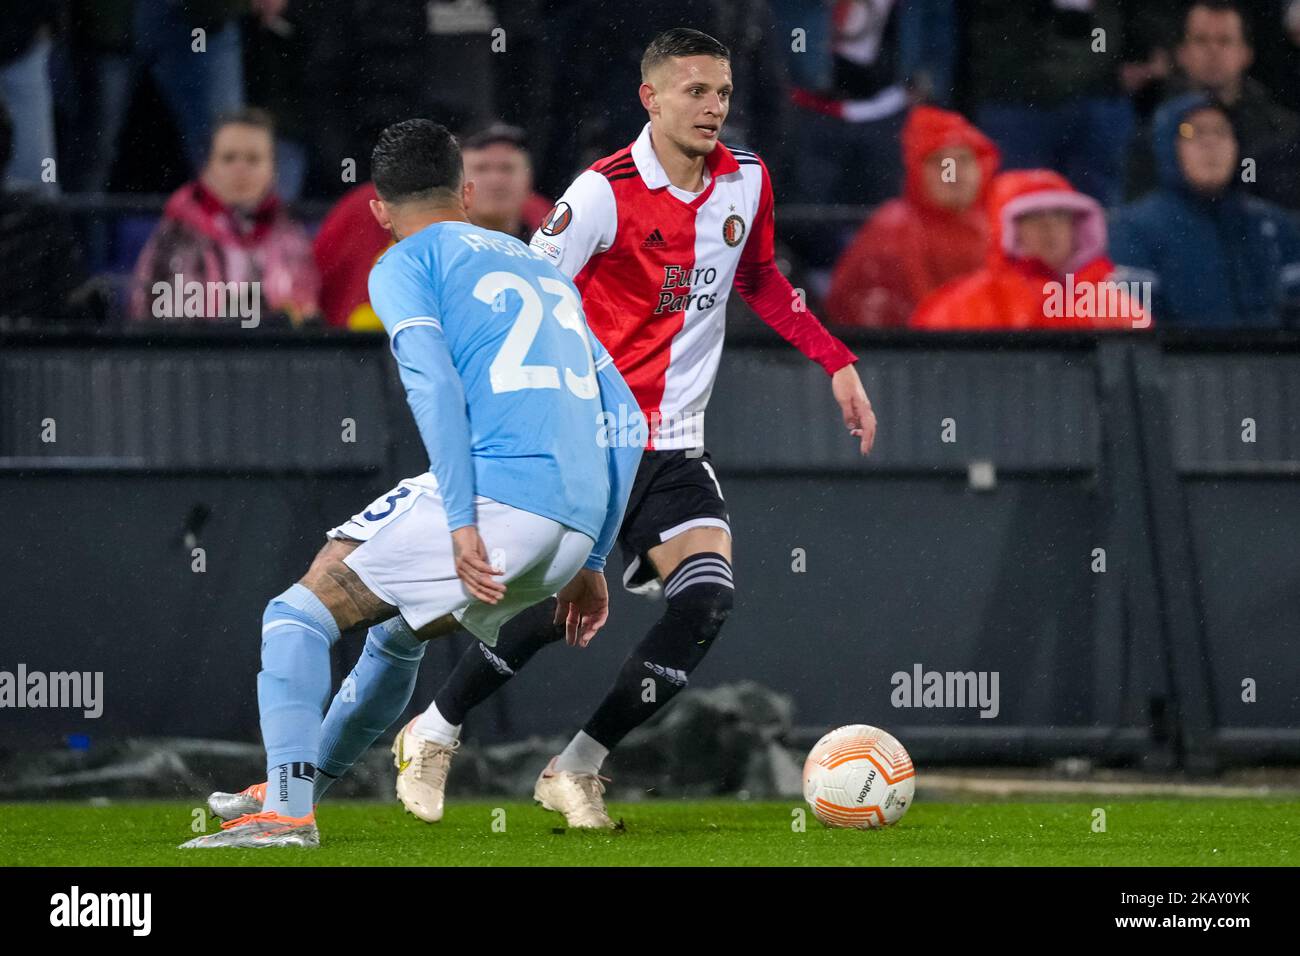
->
[[257, 583, 340, 818], [315, 616, 427, 801]]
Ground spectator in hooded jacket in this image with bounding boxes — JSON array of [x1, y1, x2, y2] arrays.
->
[[1127, 1, 1300, 209], [911, 169, 1148, 331], [130, 108, 320, 323], [826, 106, 1000, 328], [1110, 93, 1300, 328]]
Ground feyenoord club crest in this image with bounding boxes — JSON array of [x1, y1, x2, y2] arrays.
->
[[540, 202, 572, 236], [722, 214, 746, 247]]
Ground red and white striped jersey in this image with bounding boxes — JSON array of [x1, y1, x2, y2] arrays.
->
[[530, 122, 855, 450]]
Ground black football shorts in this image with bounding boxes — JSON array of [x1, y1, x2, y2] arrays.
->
[[617, 448, 731, 595]]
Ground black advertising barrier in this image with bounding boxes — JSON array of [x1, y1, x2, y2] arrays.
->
[[1, 326, 1297, 767]]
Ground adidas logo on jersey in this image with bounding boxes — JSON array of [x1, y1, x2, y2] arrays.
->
[[642, 228, 667, 249]]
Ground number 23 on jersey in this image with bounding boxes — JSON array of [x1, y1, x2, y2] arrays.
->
[[473, 270, 598, 400]]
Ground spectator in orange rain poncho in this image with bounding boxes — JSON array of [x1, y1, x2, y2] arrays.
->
[[826, 106, 1000, 328], [911, 169, 1150, 330]]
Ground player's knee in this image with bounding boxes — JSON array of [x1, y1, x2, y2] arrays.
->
[[663, 552, 734, 645], [296, 574, 359, 632], [641, 579, 732, 683], [667, 580, 733, 637], [258, 585, 340, 696], [366, 616, 425, 665], [295, 538, 383, 633], [262, 584, 342, 655]]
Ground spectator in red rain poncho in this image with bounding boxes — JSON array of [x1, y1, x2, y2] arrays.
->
[[826, 106, 1000, 328], [130, 108, 320, 324], [312, 181, 386, 330], [911, 169, 1150, 331]]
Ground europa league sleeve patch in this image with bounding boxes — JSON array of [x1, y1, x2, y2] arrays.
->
[[540, 202, 573, 236]]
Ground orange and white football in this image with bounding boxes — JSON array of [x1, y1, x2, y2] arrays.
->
[[803, 724, 916, 828]]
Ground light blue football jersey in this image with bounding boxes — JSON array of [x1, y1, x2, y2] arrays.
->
[[368, 220, 640, 569]]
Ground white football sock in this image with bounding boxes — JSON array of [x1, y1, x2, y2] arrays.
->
[[412, 702, 461, 746], [553, 730, 609, 776]]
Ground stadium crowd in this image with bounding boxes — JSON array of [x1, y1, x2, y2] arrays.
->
[[3, 0, 1300, 331]]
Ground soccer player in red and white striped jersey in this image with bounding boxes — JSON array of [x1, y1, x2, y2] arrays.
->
[[404, 28, 878, 828]]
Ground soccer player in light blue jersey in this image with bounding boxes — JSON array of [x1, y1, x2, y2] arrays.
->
[[181, 120, 642, 849]]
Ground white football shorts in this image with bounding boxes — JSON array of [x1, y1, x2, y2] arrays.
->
[[327, 474, 595, 645]]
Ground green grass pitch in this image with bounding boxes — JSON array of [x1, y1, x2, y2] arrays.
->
[[2, 799, 1297, 866]]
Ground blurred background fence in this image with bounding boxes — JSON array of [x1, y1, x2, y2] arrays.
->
[[4, 327, 1297, 771]]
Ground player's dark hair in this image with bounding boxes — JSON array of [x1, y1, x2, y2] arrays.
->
[[641, 28, 730, 81], [371, 119, 464, 205], [1183, 0, 1253, 46]]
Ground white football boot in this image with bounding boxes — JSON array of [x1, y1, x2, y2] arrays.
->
[[392, 718, 459, 822], [179, 811, 319, 849], [533, 757, 616, 829], [207, 781, 266, 822]]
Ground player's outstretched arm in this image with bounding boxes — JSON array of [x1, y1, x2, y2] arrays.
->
[[733, 256, 877, 455], [391, 327, 506, 603], [733, 157, 877, 455], [387, 325, 477, 526], [370, 250, 505, 601]]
